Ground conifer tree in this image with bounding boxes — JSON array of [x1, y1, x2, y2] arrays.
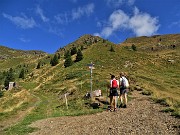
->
[[0, 72, 5, 85], [75, 49, 83, 62], [51, 54, 59, 66], [64, 55, 73, 68], [57, 53, 61, 59], [4, 68, 15, 87], [71, 47, 77, 55], [64, 50, 70, 59], [81, 45, 84, 50], [19, 68, 25, 79]]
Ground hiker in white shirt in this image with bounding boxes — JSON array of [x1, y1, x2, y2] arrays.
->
[[119, 72, 129, 108]]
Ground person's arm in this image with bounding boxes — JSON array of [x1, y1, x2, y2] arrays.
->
[[117, 80, 119, 88], [119, 78, 122, 88], [110, 80, 112, 88]]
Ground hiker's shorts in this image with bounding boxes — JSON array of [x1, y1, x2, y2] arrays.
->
[[120, 88, 128, 95], [110, 88, 118, 96]]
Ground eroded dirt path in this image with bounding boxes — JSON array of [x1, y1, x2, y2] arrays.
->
[[29, 90, 180, 135]]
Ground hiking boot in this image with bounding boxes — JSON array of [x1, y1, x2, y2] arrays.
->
[[123, 104, 127, 108], [119, 104, 123, 108], [114, 108, 117, 112]]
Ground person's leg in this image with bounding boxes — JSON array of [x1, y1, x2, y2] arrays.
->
[[120, 89, 123, 104], [123, 92, 127, 108], [114, 96, 117, 109], [120, 95, 123, 104], [119, 95, 123, 108], [109, 96, 113, 109], [124, 93, 127, 105], [112, 96, 118, 111]]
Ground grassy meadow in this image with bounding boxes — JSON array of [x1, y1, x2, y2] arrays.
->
[[0, 34, 179, 134]]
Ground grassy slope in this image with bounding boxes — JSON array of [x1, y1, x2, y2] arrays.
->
[[0, 34, 180, 134]]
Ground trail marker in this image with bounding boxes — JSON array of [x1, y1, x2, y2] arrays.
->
[[87, 62, 95, 98]]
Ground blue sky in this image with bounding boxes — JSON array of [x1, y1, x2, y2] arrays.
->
[[0, 0, 180, 53]]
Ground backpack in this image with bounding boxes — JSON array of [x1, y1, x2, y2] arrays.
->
[[112, 79, 118, 88], [121, 77, 129, 88]]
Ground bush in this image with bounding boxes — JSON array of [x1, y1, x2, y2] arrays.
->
[[36, 61, 41, 69], [110, 45, 115, 52], [141, 90, 152, 96], [0, 91, 3, 98], [131, 44, 137, 51]]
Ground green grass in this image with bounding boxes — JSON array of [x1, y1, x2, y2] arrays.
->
[[19, 82, 39, 90], [0, 34, 180, 134], [4, 90, 103, 135]]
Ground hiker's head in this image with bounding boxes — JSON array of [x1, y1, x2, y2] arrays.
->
[[120, 72, 125, 77], [111, 75, 115, 79]]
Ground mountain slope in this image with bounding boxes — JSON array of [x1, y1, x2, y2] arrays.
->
[[0, 34, 180, 134], [0, 45, 47, 71]]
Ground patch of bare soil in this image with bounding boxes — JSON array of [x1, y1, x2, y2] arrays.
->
[[29, 90, 180, 135]]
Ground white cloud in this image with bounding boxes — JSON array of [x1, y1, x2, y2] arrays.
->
[[54, 13, 70, 24], [97, 10, 129, 38], [55, 3, 95, 24], [2, 13, 37, 29], [95, 7, 159, 38], [129, 7, 159, 36], [109, 10, 129, 30], [101, 27, 114, 37], [93, 33, 101, 37], [72, 3, 94, 20], [35, 5, 49, 22], [48, 26, 63, 37]]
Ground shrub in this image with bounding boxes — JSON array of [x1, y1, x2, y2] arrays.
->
[[131, 44, 137, 51], [110, 45, 115, 52], [0, 91, 3, 98], [36, 61, 41, 69]]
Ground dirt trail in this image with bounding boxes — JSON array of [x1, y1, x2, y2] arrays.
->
[[29, 90, 180, 135]]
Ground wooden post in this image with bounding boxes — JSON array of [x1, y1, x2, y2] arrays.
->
[[65, 94, 68, 109]]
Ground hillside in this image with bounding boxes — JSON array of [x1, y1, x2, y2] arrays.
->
[[0, 45, 47, 71], [0, 34, 180, 134]]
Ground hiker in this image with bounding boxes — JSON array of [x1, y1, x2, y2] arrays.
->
[[119, 72, 129, 108], [109, 74, 119, 111]]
